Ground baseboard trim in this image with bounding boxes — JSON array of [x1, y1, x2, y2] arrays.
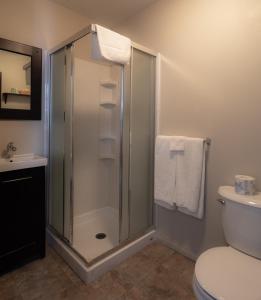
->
[[155, 232, 197, 261]]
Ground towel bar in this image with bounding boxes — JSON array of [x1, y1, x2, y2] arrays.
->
[[204, 138, 211, 145]]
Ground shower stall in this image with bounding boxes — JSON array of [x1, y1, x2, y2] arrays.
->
[[47, 25, 157, 281]]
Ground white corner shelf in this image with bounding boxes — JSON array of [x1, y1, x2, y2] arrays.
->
[[100, 80, 117, 88], [100, 100, 116, 108], [99, 135, 116, 141], [99, 155, 115, 160]]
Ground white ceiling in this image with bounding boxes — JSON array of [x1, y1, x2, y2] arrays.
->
[[51, 0, 157, 26]]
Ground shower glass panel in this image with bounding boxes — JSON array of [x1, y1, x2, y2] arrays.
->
[[128, 48, 155, 238], [49, 48, 66, 236], [72, 35, 122, 261], [49, 46, 73, 241]]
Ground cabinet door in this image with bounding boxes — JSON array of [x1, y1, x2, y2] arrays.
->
[[0, 168, 45, 271]]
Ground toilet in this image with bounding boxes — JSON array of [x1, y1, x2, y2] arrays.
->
[[193, 186, 261, 300]]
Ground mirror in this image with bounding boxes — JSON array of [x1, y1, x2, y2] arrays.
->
[[0, 38, 42, 120], [0, 50, 31, 110]]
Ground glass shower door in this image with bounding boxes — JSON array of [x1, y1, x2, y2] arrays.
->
[[71, 34, 123, 262], [49, 46, 73, 242], [49, 48, 65, 236], [129, 48, 156, 238], [129, 48, 155, 237], [121, 47, 156, 241]]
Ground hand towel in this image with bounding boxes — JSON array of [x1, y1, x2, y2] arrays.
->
[[175, 137, 205, 217], [177, 143, 206, 219], [169, 136, 185, 152], [154, 136, 177, 209], [92, 24, 131, 65]]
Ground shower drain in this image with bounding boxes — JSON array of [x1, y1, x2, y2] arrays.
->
[[95, 233, 107, 240]]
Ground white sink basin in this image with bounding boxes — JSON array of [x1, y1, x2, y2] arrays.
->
[[0, 154, 48, 172]]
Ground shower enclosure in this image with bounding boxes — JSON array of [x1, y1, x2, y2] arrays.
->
[[48, 26, 156, 270]]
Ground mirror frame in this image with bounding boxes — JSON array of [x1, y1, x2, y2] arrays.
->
[[0, 38, 42, 120]]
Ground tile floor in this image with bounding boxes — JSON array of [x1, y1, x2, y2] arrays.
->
[[0, 242, 196, 300]]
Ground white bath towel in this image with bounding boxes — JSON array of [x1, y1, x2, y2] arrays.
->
[[169, 137, 185, 152], [177, 143, 206, 219], [154, 136, 206, 219], [154, 136, 177, 209], [175, 137, 205, 218], [92, 24, 131, 65]]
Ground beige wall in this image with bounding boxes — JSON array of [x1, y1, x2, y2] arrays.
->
[[118, 0, 261, 258], [0, 0, 90, 155]]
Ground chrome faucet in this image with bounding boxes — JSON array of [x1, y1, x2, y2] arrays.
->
[[3, 142, 17, 159]]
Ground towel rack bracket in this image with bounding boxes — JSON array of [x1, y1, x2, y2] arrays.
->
[[205, 138, 211, 145]]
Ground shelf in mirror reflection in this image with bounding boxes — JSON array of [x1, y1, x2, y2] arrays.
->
[[2, 92, 30, 104]]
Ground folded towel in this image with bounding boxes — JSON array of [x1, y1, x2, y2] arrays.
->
[[154, 136, 177, 209], [92, 24, 131, 65], [154, 135, 206, 219], [169, 137, 185, 152], [175, 137, 205, 217], [177, 142, 206, 219], [155, 199, 175, 210]]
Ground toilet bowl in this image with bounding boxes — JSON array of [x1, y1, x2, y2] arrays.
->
[[193, 246, 261, 300], [193, 186, 261, 300], [193, 276, 215, 300]]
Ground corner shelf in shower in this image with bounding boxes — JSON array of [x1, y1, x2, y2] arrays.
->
[[100, 79, 117, 108], [99, 79, 117, 160], [99, 155, 115, 160], [99, 135, 116, 141], [100, 80, 117, 88], [100, 100, 116, 108]]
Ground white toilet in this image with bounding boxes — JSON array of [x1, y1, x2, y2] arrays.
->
[[193, 186, 261, 300]]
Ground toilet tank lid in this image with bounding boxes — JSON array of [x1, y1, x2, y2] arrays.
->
[[195, 247, 261, 300], [218, 186, 261, 208]]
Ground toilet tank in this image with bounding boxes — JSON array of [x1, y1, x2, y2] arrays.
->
[[218, 186, 261, 260]]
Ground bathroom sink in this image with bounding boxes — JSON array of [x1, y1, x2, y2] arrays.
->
[[0, 154, 48, 172]]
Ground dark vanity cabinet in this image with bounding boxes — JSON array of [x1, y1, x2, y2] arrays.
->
[[0, 167, 45, 275]]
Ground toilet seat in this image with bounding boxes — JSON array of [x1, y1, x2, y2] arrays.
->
[[193, 276, 215, 300], [194, 246, 261, 300]]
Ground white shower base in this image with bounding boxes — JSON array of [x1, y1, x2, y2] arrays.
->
[[47, 227, 155, 283], [73, 207, 119, 261]]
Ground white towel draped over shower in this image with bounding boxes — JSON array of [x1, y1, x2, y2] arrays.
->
[[91, 24, 131, 65], [154, 136, 206, 219]]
